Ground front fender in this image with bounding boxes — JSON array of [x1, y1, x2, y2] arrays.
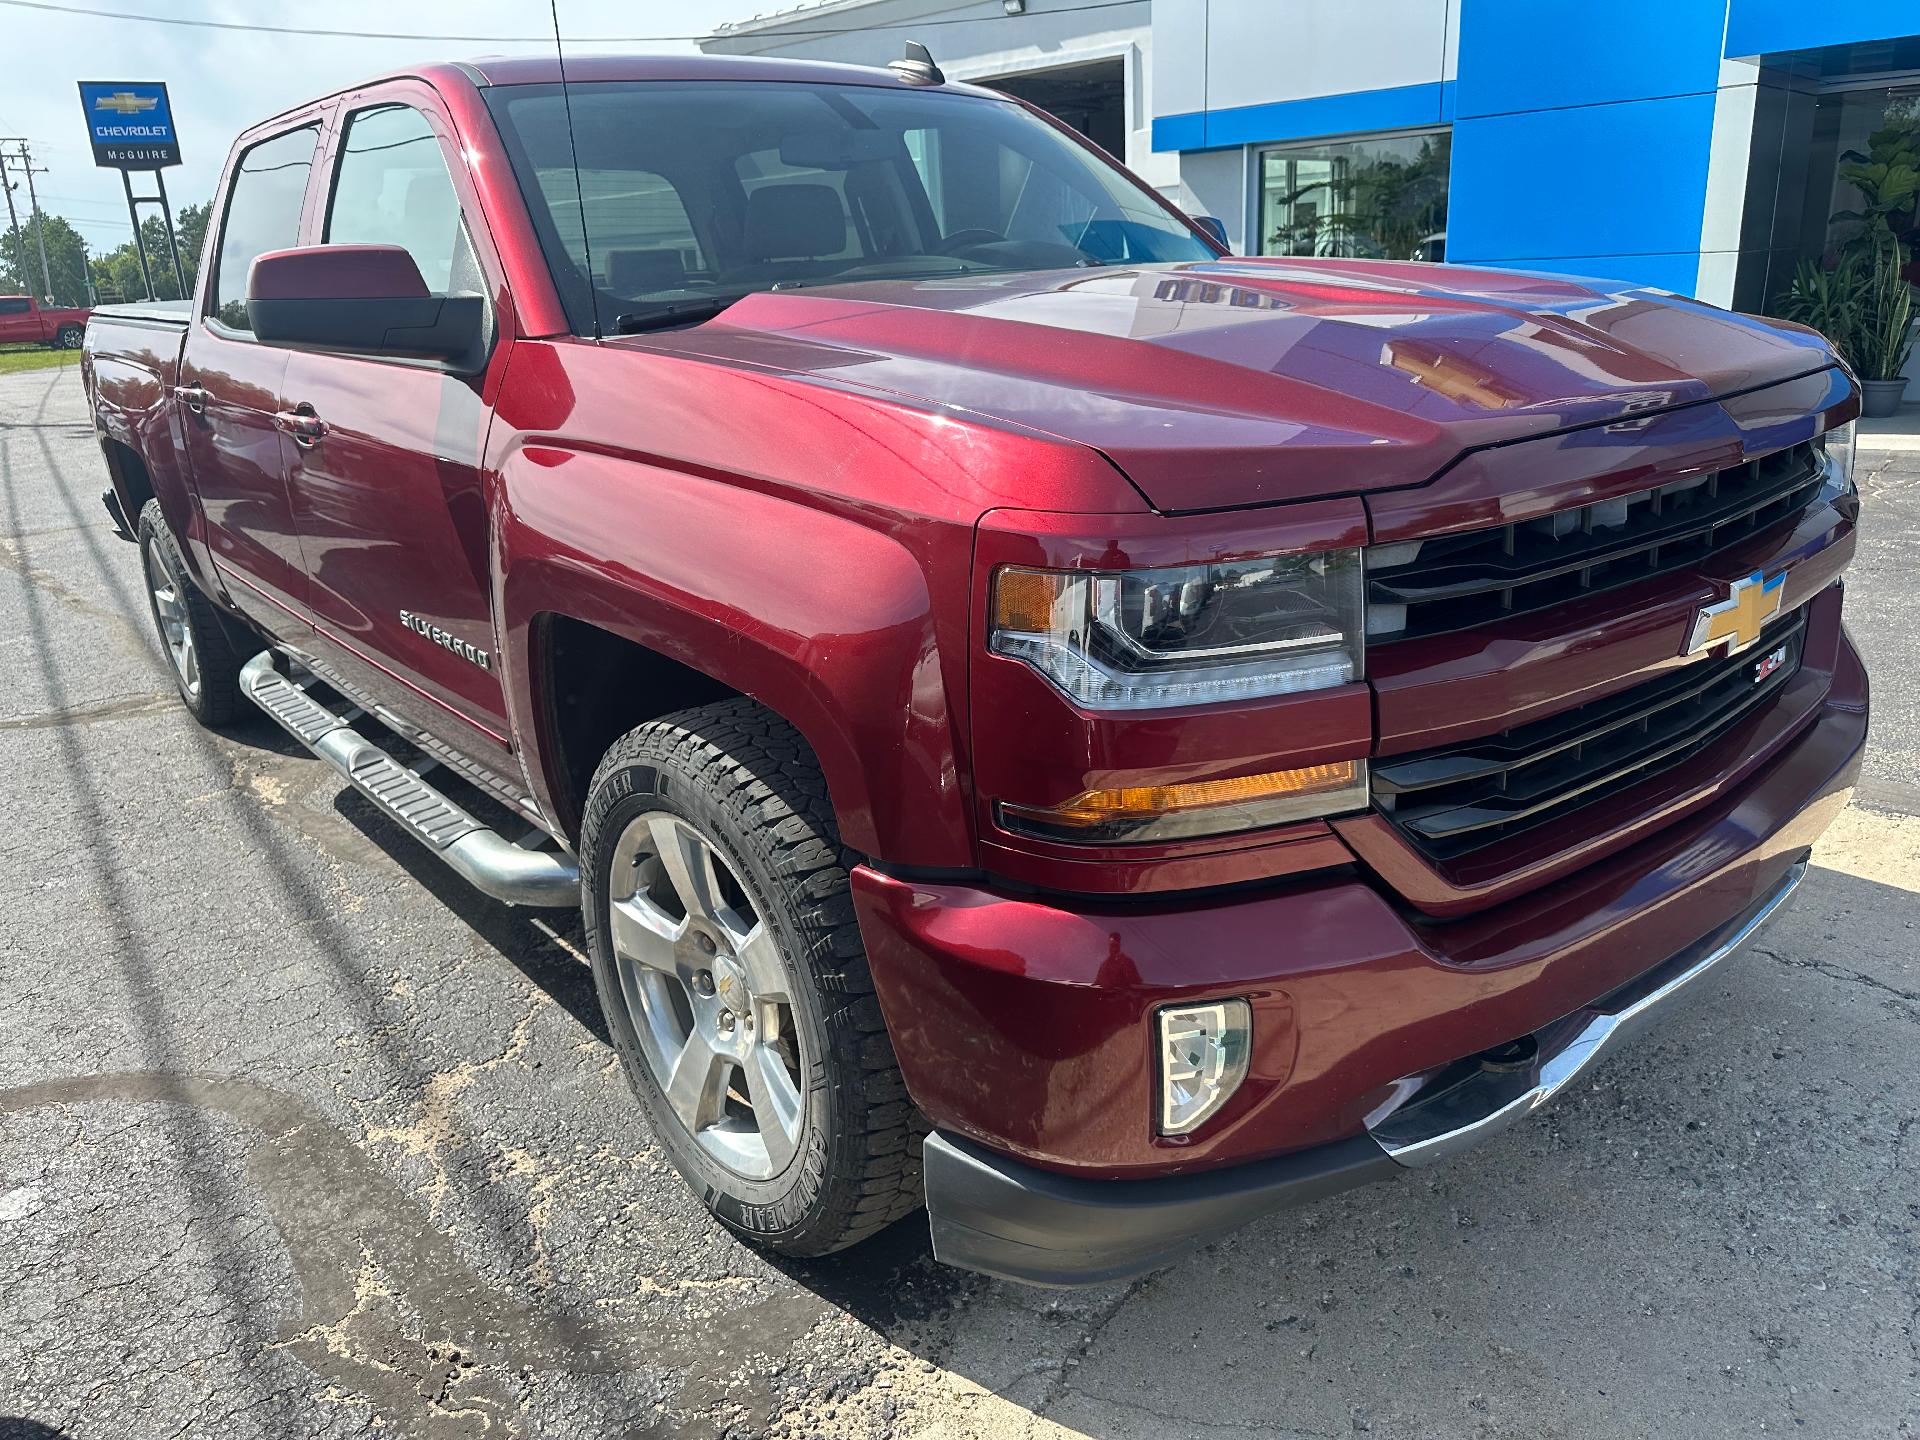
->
[[495, 444, 974, 867]]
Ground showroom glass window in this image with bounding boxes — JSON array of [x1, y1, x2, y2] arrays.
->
[[1256, 131, 1451, 261]]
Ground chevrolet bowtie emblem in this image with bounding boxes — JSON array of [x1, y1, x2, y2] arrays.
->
[[1687, 570, 1786, 657], [93, 91, 159, 115]]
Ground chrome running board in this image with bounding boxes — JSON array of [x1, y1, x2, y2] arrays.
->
[[239, 651, 579, 908], [1367, 861, 1808, 1167]]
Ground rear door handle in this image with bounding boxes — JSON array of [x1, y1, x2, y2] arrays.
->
[[276, 405, 328, 448], [175, 382, 207, 415]]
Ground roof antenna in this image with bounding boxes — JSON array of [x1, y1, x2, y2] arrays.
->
[[889, 41, 945, 85]]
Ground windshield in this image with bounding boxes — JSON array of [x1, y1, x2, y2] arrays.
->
[[483, 80, 1216, 335]]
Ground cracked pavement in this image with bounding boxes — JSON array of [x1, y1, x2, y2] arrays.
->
[[1, 365, 1916, 1439]]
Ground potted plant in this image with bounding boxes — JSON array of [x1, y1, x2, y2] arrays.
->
[[1778, 253, 1863, 358], [1855, 230, 1917, 416], [1775, 115, 1919, 417], [1837, 122, 1919, 414]]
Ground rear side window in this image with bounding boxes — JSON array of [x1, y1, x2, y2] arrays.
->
[[325, 105, 476, 294], [0, 298, 29, 315], [210, 126, 319, 333]]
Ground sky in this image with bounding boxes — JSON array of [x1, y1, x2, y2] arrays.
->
[[0, 0, 813, 253]]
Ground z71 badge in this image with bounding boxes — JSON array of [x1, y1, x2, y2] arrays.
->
[[399, 610, 492, 671], [1752, 643, 1789, 684]]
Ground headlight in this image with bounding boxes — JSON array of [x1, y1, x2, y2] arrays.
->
[[1822, 419, 1855, 493], [989, 549, 1365, 711]]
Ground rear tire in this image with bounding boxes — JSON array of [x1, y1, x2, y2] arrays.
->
[[581, 699, 924, 1257], [138, 499, 245, 726]]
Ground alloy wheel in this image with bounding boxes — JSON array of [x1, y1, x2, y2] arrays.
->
[[144, 540, 200, 700], [606, 810, 806, 1179]]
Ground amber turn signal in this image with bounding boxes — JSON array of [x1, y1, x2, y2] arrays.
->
[[998, 761, 1367, 844], [991, 566, 1068, 633]]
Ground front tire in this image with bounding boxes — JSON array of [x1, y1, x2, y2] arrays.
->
[[138, 499, 245, 725], [581, 699, 924, 1256], [55, 324, 84, 350]]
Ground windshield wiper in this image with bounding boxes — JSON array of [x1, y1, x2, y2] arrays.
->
[[612, 297, 740, 334]]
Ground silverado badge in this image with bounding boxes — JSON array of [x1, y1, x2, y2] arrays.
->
[[1686, 570, 1785, 657], [399, 610, 492, 671]]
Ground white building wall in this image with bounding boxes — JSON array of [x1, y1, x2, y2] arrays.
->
[[1171, 148, 1246, 244], [1697, 56, 1762, 306], [1150, 0, 1209, 117], [703, 0, 1168, 184], [1200, 0, 1454, 113]]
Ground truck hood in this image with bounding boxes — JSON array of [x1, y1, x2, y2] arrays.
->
[[653, 259, 1839, 514]]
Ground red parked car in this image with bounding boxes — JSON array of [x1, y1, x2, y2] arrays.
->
[[0, 293, 90, 348], [83, 51, 1865, 1286]]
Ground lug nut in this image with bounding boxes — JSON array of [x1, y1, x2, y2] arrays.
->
[[693, 971, 714, 997], [718, 1010, 735, 1034], [695, 932, 717, 956]]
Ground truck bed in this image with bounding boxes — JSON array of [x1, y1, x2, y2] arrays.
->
[[91, 299, 192, 328]]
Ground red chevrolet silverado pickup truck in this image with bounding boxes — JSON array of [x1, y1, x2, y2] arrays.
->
[[1, 293, 90, 348], [83, 51, 1866, 1287]]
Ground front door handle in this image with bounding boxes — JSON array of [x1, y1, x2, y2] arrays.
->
[[276, 404, 328, 448], [175, 382, 207, 415]]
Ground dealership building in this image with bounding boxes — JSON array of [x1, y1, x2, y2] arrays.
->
[[707, 0, 1920, 315]]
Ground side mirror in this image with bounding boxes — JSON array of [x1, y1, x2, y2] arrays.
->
[[1191, 216, 1230, 251], [246, 245, 488, 372]]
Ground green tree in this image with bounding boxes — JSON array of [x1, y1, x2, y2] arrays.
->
[[0, 213, 92, 306], [88, 201, 208, 303]]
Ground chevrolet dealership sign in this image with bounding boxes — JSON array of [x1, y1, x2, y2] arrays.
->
[[77, 81, 180, 169]]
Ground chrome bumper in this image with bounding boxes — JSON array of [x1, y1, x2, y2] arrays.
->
[[1366, 861, 1808, 1167]]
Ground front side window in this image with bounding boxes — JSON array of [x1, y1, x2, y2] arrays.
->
[[484, 80, 1214, 336], [1257, 131, 1451, 262], [0, 298, 29, 314], [326, 104, 476, 293], [210, 126, 319, 332]]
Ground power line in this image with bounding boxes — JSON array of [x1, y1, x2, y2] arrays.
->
[[0, 0, 1141, 43]]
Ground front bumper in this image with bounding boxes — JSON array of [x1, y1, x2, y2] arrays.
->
[[920, 861, 1805, 1286], [854, 621, 1866, 1284]]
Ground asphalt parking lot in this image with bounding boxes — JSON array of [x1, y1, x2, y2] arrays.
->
[[1, 362, 1916, 1440]]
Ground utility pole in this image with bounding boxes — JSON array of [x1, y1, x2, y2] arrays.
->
[[8, 142, 55, 303], [0, 144, 24, 296]]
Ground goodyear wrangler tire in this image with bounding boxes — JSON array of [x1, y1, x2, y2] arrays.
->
[[581, 698, 925, 1256]]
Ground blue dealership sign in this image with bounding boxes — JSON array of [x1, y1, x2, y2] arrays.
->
[[77, 81, 180, 169]]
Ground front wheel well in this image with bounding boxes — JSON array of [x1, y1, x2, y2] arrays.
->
[[541, 614, 744, 839]]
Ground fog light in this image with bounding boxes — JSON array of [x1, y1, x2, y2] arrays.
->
[[1158, 1000, 1251, 1135]]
